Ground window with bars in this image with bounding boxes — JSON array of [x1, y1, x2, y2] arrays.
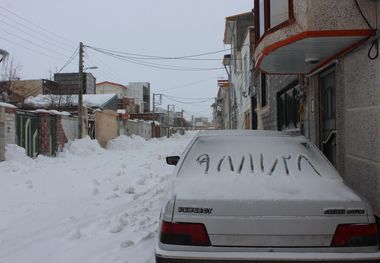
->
[[277, 80, 300, 130]]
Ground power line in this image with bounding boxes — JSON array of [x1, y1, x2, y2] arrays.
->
[[86, 49, 127, 83], [57, 47, 79, 73], [87, 44, 247, 60], [157, 75, 221, 92], [162, 95, 214, 105], [0, 28, 69, 58], [0, 5, 74, 48], [89, 47, 224, 71], [0, 36, 67, 62], [163, 94, 215, 100], [0, 16, 73, 53]]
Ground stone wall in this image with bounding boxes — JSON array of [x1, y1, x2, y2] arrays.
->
[[259, 74, 298, 131], [339, 43, 380, 215], [0, 106, 16, 161], [306, 41, 380, 215]]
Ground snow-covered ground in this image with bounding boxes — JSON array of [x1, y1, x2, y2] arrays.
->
[[0, 132, 195, 263]]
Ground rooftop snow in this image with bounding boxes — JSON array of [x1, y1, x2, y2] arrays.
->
[[24, 94, 117, 108]]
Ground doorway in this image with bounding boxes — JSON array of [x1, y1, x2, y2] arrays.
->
[[320, 68, 337, 167]]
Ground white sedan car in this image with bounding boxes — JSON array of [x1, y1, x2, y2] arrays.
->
[[155, 130, 380, 263]]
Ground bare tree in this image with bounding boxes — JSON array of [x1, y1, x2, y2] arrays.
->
[[0, 57, 22, 103]]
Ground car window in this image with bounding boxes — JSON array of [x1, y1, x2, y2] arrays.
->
[[179, 135, 339, 179]]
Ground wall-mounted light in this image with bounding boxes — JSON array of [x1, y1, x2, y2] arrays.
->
[[305, 57, 320, 65]]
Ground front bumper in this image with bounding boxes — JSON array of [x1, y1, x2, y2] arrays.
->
[[155, 246, 380, 263]]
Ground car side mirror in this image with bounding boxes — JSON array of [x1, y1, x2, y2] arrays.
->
[[166, 156, 180, 166]]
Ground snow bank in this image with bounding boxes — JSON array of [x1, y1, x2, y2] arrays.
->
[[5, 144, 32, 162], [62, 136, 104, 156], [0, 132, 195, 263], [107, 135, 148, 151], [0, 102, 17, 108]]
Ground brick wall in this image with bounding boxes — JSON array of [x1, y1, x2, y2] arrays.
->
[[38, 112, 51, 156], [56, 115, 68, 152], [0, 106, 16, 161]]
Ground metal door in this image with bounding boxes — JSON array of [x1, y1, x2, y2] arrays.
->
[[16, 111, 38, 158], [320, 68, 337, 167]]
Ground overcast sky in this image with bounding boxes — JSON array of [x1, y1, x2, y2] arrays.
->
[[1, 0, 252, 119]]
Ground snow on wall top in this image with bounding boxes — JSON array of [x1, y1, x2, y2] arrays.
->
[[0, 102, 17, 108]]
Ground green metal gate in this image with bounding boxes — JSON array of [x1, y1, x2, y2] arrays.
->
[[16, 111, 39, 158]]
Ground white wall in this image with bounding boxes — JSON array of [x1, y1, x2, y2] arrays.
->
[[96, 83, 125, 99], [241, 29, 253, 128], [61, 116, 78, 141]]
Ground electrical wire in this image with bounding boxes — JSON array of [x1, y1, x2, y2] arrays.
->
[[86, 49, 128, 83], [163, 94, 215, 100], [57, 48, 79, 73], [156, 75, 221, 92], [162, 95, 214, 105], [91, 48, 224, 71], [0, 28, 69, 58], [355, 0, 379, 60], [0, 36, 67, 62], [0, 16, 74, 53], [0, 5, 74, 48], [87, 44, 247, 60]]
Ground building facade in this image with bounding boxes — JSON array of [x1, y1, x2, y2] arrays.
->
[[0, 79, 59, 104], [127, 82, 150, 113], [223, 12, 254, 129], [251, 0, 380, 216], [96, 81, 128, 110], [54, 73, 96, 95]]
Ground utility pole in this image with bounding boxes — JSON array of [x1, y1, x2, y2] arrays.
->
[[181, 109, 184, 129], [152, 93, 162, 122], [166, 104, 170, 138], [78, 42, 84, 139]]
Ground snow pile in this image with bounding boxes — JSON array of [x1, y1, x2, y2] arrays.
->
[[0, 132, 196, 263], [4, 144, 32, 162], [107, 134, 148, 151], [24, 94, 117, 108], [62, 136, 105, 156], [0, 102, 17, 108]]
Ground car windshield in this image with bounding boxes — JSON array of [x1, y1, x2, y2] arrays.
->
[[179, 135, 339, 179]]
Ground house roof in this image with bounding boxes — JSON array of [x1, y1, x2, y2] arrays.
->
[[223, 11, 254, 45], [96, 81, 127, 89]]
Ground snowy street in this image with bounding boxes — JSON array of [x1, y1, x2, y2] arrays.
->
[[0, 132, 195, 263]]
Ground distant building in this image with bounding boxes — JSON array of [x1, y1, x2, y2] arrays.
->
[[0, 79, 58, 104], [194, 117, 209, 129], [96, 81, 128, 109], [127, 82, 150, 113], [212, 79, 229, 129], [54, 72, 96, 95]]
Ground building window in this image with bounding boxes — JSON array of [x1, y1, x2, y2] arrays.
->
[[261, 73, 268, 107], [277, 80, 299, 130], [243, 54, 249, 87], [255, 0, 294, 43], [269, 0, 289, 28]]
